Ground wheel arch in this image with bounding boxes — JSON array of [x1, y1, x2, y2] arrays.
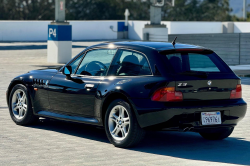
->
[[7, 80, 32, 107], [101, 92, 139, 126]]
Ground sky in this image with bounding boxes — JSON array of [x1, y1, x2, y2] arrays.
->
[[230, 0, 250, 17]]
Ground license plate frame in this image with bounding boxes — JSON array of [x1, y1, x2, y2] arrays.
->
[[201, 111, 222, 125]]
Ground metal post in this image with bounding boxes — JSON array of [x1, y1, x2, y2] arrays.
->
[[243, 0, 247, 20], [239, 33, 241, 65], [172, 0, 175, 6], [55, 0, 66, 22], [150, 6, 162, 25], [121, 9, 130, 39], [124, 9, 130, 26]]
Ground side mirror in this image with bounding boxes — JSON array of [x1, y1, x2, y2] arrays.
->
[[63, 66, 84, 84], [63, 66, 72, 76]]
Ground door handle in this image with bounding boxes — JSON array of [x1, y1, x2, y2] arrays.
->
[[85, 84, 94, 89], [69, 76, 84, 84]]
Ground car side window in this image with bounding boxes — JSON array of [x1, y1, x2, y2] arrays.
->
[[68, 54, 84, 74], [76, 49, 116, 76], [108, 50, 152, 76]]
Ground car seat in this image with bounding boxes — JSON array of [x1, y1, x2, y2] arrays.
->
[[117, 55, 141, 76]]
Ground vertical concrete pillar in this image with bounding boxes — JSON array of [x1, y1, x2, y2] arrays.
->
[[143, 1, 169, 42], [150, 6, 162, 25], [47, 23, 72, 63], [47, 0, 72, 64], [222, 22, 234, 33], [55, 0, 66, 22], [143, 24, 168, 41]]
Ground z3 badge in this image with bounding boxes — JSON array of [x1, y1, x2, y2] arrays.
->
[[178, 83, 187, 87]]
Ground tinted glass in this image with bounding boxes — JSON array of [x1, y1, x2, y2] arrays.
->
[[189, 53, 220, 72], [76, 49, 116, 76], [165, 52, 231, 73], [108, 50, 151, 76]]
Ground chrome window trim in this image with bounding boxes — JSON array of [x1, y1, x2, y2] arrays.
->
[[64, 46, 154, 78]]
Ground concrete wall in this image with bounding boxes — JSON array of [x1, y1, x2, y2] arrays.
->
[[128, 21, 250, 41], [168, 33, 250, 65], [0, 20, 250, 42], [164, 21, 222, 34], [71, 21, 118, 40], [0, 21, 120, 41], [128, 21, 148, 40], [128, 21, 223, 40], [240, 33, 250, 65], [234, 22, 250, 33], [0, 21, 50, 41]]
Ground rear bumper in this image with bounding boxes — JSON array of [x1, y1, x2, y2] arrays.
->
[[134, 98, 247, 129]]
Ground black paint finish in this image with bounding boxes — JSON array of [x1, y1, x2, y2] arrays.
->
[[47, 72, 100, 117], [6, 41, 247, 131]]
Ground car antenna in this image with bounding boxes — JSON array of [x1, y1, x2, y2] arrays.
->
[[172, 37, 177, 48]]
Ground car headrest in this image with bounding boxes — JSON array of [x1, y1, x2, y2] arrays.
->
[[121, 55, 139, 65]]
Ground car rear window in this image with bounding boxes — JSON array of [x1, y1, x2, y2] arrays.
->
[[164, 52, 232, 73]]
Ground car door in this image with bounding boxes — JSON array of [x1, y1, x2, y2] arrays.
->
[[47, 48, 117, 117]]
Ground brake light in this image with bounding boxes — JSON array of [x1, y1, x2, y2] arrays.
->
[[230, 84, 242, 99], [151, 87, 183, 102]]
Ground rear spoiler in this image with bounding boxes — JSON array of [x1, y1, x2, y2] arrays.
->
[[159, 48, 214, 55]]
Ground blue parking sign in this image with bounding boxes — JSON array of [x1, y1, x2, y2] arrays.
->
[[48, 25, 72, 41]]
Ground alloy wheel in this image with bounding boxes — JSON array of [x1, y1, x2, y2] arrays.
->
[[108, 105, 130, 141], [11, 89, 27, 119]]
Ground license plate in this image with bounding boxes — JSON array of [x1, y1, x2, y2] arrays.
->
[[201, 112, 221, 125]]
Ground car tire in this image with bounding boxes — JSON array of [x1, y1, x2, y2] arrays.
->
[[199, 127, 234, 140], [9, 84, 38, 125], [104, 99, 145, 148]]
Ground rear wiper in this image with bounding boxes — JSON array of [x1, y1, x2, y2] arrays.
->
[[178, 71, 208, 78]]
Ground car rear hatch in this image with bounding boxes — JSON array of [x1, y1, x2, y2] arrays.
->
[[160, 49, 241, 101]]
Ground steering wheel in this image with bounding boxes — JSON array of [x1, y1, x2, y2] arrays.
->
[[84, 61, 108, 76]]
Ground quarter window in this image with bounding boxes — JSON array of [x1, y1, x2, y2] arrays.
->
[[108, 50, 151, 76], [76, 49, 116, 76]]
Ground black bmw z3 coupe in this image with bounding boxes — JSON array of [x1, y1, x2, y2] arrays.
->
[[6, 41, 247, 147]]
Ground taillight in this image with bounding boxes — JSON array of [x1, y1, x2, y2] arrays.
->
[[230, 84, 242, 99], [151, 87, 183, 102]]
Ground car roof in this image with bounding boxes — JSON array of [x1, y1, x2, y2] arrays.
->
[[94, 41, 205, 51]]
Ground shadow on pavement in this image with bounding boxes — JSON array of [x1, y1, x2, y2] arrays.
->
[[0, 45, 87, 50], [29, 119, 109, 143], [29, 118, 250, 165], [132, 131, 250, 165]]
